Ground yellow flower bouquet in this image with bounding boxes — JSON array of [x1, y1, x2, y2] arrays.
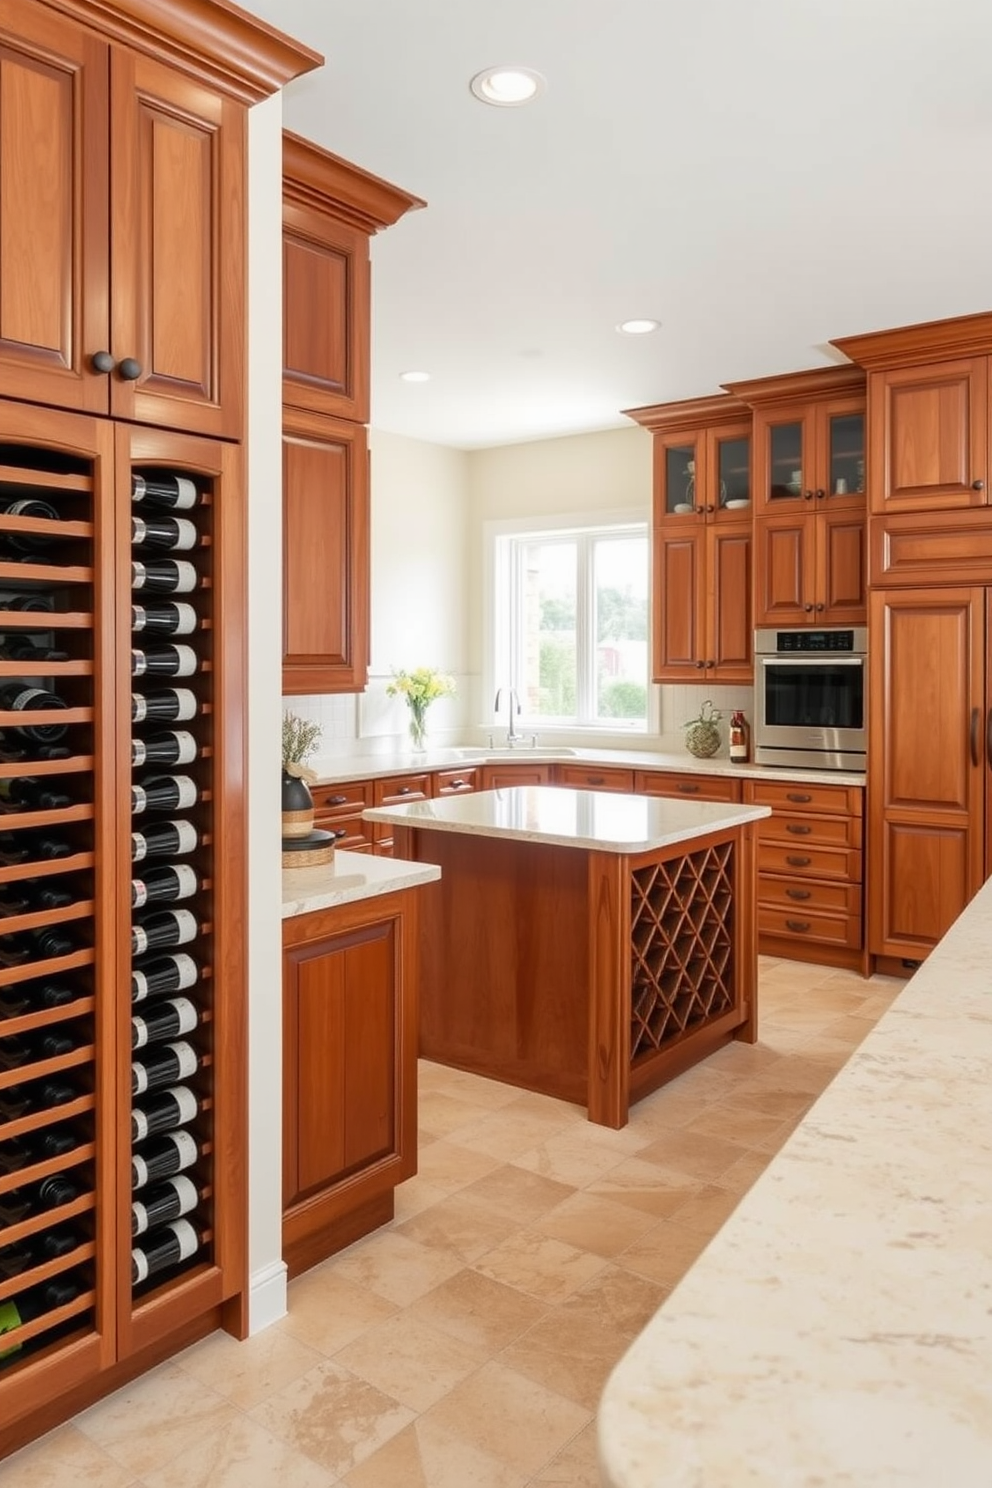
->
[[387, 666, 456, 753]]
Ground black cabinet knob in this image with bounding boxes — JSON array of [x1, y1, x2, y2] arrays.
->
[[815, 488, 825, 499], [972, 479, 986, 491], [803, 490, 814, 501], [695, 660, 705, 669], [91, 350, 115, 374], [118, 357, 142, 381], [804, 603, 813, 612], [815, 603, 825, 611]]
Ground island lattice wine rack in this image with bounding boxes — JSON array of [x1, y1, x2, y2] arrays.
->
[[0, 402, 245, 1444]]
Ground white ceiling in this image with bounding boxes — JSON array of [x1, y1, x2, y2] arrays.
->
[[241, 0, 992, 449]]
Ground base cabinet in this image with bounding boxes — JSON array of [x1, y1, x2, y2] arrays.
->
[[282, 890, 420, 1278]]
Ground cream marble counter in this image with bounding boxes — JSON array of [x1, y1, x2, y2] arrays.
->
[[364, 786, 770, 854], [282, 848, 440, 919], [597, 875, 992, 1487], [311, 746, 866, 790]]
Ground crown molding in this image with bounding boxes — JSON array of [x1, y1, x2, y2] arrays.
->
[[723, 363, 865, 408], [283, 132, 425, 234], [832, 311, 992, 370], [622, 392, 751, 433]]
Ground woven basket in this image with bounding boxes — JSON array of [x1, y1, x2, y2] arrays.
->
[[684, 700, 722, 759]]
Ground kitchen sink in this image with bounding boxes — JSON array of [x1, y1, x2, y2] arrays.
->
[[450, 746, 578, 760]]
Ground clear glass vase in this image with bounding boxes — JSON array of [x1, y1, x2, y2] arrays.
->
[[408, 704, 429, 754]]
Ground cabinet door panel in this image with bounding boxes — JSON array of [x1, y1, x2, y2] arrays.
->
[[878, 820, 973, 953], [282, 413, 369, 693], [293, 945, 346, 1195], [706, 525, 752, 679], [0, 1, 109, 413], [653, 528, 704, 678], [343, 924, 395, 1169], [817, 510, 866, 623], [753, 513, 811, 626], [111, 50, 244, 439], [871, 359, 987, 513], [283, 206, 370, 422]]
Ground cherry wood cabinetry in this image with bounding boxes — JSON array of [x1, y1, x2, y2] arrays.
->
[[635, 770, 742, 803], [480, 763, 554, 789], [310, 780, 374, 853], [281, 135, 422, 696], [725, 367, 867, 628], [743, 777, 866, 971], [282, 888, 420, 1278], [371, 772, 432, 857], [556, 764, 635, 792], [624, 396, 753, 683], [434, 766, 479, 796]]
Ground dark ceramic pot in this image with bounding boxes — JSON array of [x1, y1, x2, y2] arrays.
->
[[281, 768, 315, 840]]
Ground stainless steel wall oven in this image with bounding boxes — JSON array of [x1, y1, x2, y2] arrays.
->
[[754, 627, 867, 771]]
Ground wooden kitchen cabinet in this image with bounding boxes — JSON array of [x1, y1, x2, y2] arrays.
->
[[556, 764, 635, 792], [282, 889, 421, 1278], [480, 763, 554, 789], [434, 766, 479, 796], [625, 395, 753, 683], [753, 504, 867, 627], [634, 770, 742, 803], [0, 0, 255, 439], [371, 772, 433, 856], [311, 780, 374, 852]]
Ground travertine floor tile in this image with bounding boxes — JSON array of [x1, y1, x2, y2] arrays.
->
[[394, 1187, 521, 1262], [139, 1413, 336, 1488], [531, 1421, 603, 1486], [668, 1181, 746, 1234], [403, 1268, 548, 1353], [335, 1311, 489, 1412], [74, 1362, 238, 1479], [471, 1229, 607, 1303], [417, 1061, 523, 1111], [173, 1323, 325, 1410], [413, 1138, 502, 1194], [421, 1360, 590, 1478], [532, 1190, 660, 1257], [452, 1105, 581, 1161], [512, 1129, 644, 1188], [418, 1088, 499, 1138], [585, 1156, 702, 1216], [618, 1219, 712, 1288], [341, 1416, 527, 1488], [0, 1425, 138, 1488], [633, 1128, 752, 1180], [681, 1101, 794, 1148], [250, 1359, 414, 1478], [458, 1162, 575, 1223], [324, 1227, 464, 1307], [276, 1270, 397, 1355]]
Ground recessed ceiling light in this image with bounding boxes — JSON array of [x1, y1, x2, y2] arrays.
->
[[399, 370, 431, 383], [617, 319, 661, 336], [470, 66, 545, 107]]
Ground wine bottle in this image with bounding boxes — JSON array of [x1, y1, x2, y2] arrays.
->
[[0, 880, 76, 919], [0, 1126, 80, 1175], [131, 1174, 198, 1238], [0, 926, 77, 966], [131, 1039, 198, 1097], [0, 1277, 82, 1359], [131, 687, 197, 724], [0, 739, 70, 764], [131, 952, 198, 1003], [131, 818, 198, 863], [131, 731, 198, 769], [131, 863, 198, 909], [0, 1077, 78, 1121], [0, 777, 72, 811], [131, 515, 198, 553], [131, 644, 197, 680], [131, 1128, 198, 1189], [14, 831, 74, 862], [131, 602, 198, 637], [4, 594, 55, 613], [130, 1084, 198, 1143], [0, 639, 69, 663], [131, 1217, 201, 1285], [130, 908, 198, 957], [131, 560, 198, 595], [0, 980, 76, 1019], [131, 774, 198, 815], [0, 1227, 83, 1280], [0, 498, 59, 554], [0, 1027, 77, 1070], [0, 686, 69, 742], [131, 474, 199, 511], [0, 1173, 80, 1225], [132, 995, 199, 1049]]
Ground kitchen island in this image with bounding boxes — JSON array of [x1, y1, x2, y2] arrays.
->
[[364, 787, 770, 1128]]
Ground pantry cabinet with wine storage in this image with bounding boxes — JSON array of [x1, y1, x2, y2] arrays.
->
[[0, 0, 319, 1458]]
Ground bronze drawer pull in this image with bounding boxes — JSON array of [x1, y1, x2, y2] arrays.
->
[[785, 919, 811, 933], [786, 888, 812, 900], [785, 854, 812, 866], [332, 828, 347, 840], [677, 783, 700, 793], [397, 786, 412, 795], [786, 823, 812, 835], [450, 779, 467, 789], [786, 792, 811, 803], [329, 794, 347, 806], [587, 776, 605, 784]]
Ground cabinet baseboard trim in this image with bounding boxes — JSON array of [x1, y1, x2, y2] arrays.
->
[[248, 1260, 289, 1334]]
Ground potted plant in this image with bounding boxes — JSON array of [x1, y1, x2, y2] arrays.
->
[[281, 711, 322, 839]]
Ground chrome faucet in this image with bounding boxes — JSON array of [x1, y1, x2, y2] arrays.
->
[[494, 686, 523, 746]]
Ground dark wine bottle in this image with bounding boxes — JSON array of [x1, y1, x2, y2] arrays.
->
[[0, 926, 77, 967], [0, 739, 70, 764], [0, 1227, 84, 1280], [0, 777, 72, 811], [0, 1077, 78, 1121], [131, 1217, 201, 1285], [131, 863, 198, 909], [0, 1126, 80, 1175], [0, 980, 76, 1019], [131, 1128, 198, 1189], [131, 560, 198, 595], [131, 602, 198, 637], [132, 995, 199, 1049], [4, 594, 55, 613], [0, 498, 60, 554], [131, 1174, 199, 1238], [131, 731, 198, 770], [15, 831, 74, 862], [131, 474, 199, 511], [131, 774, 198, 816], [130, 1084, 198, 1143], [131, 515, 198, 553], [0, 1027, 77, 1070], [130, 908, 198, 957], [131, 644, 197, 680], [131, 687, 197, 725], [0, 686, 69, 742], [0, 1277, 83, 1360], [0, 1173, 80, 1225], [0, 639, 69, 663], [131, 1039, 198, 1097], [131, 817, 198, 863], [131, 952, 198, 1003]]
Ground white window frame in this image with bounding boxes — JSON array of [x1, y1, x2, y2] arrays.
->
[[483, 509, 656, 735]]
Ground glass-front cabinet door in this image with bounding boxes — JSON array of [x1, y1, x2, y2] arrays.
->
[[824, 406, 865, 506], [761, 413, 806, 508], [655, 434, 700, 519], [714, 429, 751, 515]]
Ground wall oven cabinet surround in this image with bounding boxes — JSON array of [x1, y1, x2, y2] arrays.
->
[[754, 627, 868, 772], [624, 394, 753, 684], [282, 136, 422, 696]]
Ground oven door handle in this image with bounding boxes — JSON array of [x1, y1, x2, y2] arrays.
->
[[755, 655, 865, 666], [972, 706, 981, 768]]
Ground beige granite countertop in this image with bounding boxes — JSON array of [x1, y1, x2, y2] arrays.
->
[[282, 848, 440, 919], [311, 746, 866, 790], [597, 875, 992, 1487], [364, 786, 770, 854]]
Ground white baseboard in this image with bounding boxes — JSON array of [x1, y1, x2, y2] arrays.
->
[[248, 1260, 288, 1334]]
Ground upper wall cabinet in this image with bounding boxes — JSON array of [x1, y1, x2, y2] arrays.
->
[[283, 133, 425, 423], [0, 0, 315, 440]]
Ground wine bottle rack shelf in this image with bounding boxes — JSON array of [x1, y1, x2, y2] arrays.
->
[[2, 997, 95, 1040], [0, 1242, 95, 1306], [0, 853, 94, 885], [0, 1140, 94, 1196], [0, 1042, 94, 1092], [0, 949, 95, 989], [4, 1093, 94, 1144]]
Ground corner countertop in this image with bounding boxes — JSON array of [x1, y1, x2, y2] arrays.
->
[[282, 849, 440, 919], [363, 786, 770, 854], [309, 745, 866, 790], [597, 875, 992, 1487]]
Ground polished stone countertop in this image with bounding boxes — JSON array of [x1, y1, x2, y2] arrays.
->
[[311, 745, 866, 789], [364, 786, 770, 854], [282, 849, 440, 919], [597, 875, 992, 1487]]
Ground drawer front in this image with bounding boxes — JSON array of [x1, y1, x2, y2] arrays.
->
[[634, 770, 742, 803], [758, 876, 862, 916], [758, 905, 862, 949], [556, 764, 635, 792], [311, 779, 373, 817], [758, 811, 862, 851], [319, 815, 373, 852], [435, 767, 479, 796], [374, 773, 432, 806], [480, 765, 553, 788], [757, 841, 862, 883], [744, 778, 863, 818]]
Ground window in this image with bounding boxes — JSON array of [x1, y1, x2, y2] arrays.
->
[[489, 516, 649, 730]]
